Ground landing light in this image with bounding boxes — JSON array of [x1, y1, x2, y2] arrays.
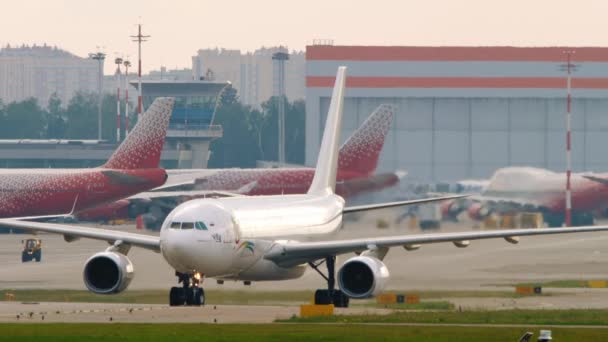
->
[[193, 272, 202, 280]]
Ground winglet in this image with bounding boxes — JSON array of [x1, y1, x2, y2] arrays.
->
[[103, 97, 175, 170], [308, 67, 347, 195]]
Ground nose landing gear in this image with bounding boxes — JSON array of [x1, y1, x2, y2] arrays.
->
[[169, 271, 205, 306]]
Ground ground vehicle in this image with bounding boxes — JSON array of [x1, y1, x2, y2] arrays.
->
[[418, 204, 441, 230], [21, 238, 41, 262]]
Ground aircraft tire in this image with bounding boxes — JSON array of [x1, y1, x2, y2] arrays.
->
[[169, 287, 186, 306], [314, 289, 332, 305], [193, 288, 204, 306], [332, 290, 350, 308]]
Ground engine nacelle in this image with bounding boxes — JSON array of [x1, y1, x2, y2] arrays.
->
[[467, 202, 492, 221], [338, 256, 390, 299], [83, 251, 134, 294]]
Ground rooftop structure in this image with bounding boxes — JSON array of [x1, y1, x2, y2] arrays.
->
[[131, 79, 228, 168]]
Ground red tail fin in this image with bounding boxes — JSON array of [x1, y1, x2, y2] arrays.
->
[[103, 97, 174, 170], [338, 104, 394, 176]]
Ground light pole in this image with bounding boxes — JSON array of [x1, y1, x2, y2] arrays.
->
[[560, 50, 578, 227], [89, 51, 106, 140], [272, 49, 289, 166], [123, 60, 131, 135], [114, 57, 123, 142], [131, 24, 150, 117]]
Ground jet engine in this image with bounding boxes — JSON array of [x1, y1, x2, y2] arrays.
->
[[467, 202, 492, 221], [440, 200, 463, 221], [83, 251, 134, 294], [337, 256, 389, 299]]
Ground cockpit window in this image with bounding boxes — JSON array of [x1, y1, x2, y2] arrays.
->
[[195, 221, 208, 230], [182, 222, 194, 230], [170, 222, 181, 229]]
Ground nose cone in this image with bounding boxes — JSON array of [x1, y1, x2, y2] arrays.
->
[[160, 199, 236, 276]]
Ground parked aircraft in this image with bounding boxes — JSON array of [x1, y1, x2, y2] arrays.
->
[[3, 68, 606, 309], [445, 167, 608, 227], [0, 98, 174, 219], [76, 104, 403, 227]]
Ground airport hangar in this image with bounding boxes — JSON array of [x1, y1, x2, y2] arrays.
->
[[306, 46, 608, 182]]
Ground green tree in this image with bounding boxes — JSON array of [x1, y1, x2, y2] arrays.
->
[[208, 100, 261, 168], [0, 98, 46, 138], [45, 93, 67, 139], [260, 96, 305, 164], [65, 92, 97, 139], [65, 92, 117, 141]]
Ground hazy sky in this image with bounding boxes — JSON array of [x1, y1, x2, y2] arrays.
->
[[3, 0, 608, 73]]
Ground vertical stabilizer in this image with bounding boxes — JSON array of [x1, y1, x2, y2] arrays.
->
[[308, 67, 347, 195], [103, 97, 174, 170], [338, 104, 395, 176]]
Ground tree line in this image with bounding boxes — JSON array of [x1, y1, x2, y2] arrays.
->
[[0, 92, 122, 141], [0, 90, 305, 168], [208, 87, 305, 168]]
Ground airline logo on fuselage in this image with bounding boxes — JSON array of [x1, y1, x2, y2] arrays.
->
[[236, 241, 255, 256]]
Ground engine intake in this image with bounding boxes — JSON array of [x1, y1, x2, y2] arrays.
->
[[338, 256, 389, 299], [83, 252, 134, 294]]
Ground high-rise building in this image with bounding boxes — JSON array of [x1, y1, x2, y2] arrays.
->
[[0, 45, 98, 106], [192, 47, 305, 108]]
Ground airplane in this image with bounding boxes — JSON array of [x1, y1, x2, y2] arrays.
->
[[443, 166, 608, 227], [0, 97, 174, 220], [75, 104, 404, 227], [4, 67, 608, 309]]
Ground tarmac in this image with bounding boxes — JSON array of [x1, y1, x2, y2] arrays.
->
[[2, 209, 608, 322]]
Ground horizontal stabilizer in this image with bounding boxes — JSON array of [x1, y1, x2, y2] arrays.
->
[[101, 170, 150, 185], [583, 175, 608, 186]]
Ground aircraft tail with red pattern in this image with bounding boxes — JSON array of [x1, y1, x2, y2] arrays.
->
[[337, 104, 395, 176], [103, 97, 175, 170]]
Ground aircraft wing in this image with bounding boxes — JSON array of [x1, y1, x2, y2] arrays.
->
[[155, 169, 223, 191], [128, 189, 243, 201], [0, 219, 160, 251], [264, 225, 608, 267], [343, 194, 468, 213]]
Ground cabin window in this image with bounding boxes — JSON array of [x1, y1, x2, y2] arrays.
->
[[195, 221, 208, 230], [182, 222, 194, 230], [170, 222, 181, 229]]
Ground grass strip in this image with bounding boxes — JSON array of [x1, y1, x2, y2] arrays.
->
[[280, 309, 608, 326], [0, 323, 607, 341]]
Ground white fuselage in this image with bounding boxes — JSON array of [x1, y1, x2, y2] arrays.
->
[[159, 193, 345, 281]]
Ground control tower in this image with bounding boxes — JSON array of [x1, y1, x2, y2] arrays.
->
[[131, 80, 228, 168]]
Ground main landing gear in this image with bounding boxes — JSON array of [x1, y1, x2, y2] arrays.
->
[[169, 271, 205, 306], [309, 256, 350, 308]]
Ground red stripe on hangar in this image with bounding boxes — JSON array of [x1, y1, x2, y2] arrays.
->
[[306, 46, 608, 62], [306, 76, 608, 89]]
